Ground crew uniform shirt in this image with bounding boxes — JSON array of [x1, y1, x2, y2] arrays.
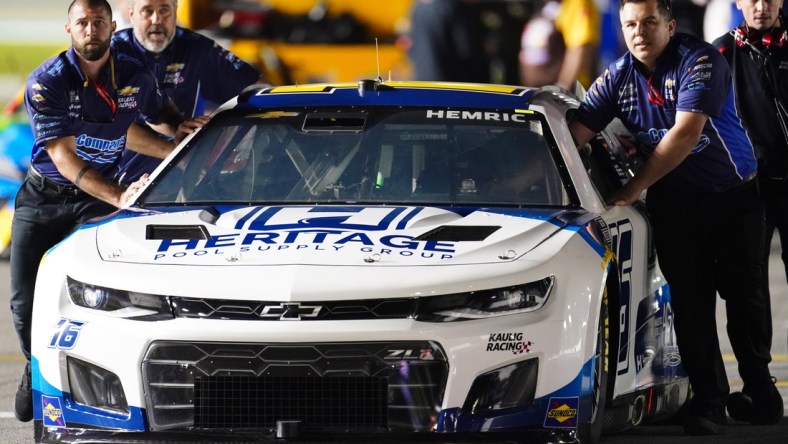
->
[[24, 47, 166, 185], [111, 26, 261, 183], [713, 25, 788, 180], [112, 27, 260, 118], [575, 33, 757, 194]]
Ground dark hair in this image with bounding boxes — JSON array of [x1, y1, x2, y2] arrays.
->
[[68, 0, 113, 17], [619, 0, 673, 19]]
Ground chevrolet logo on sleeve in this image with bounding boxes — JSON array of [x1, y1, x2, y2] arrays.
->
[[260, 303, 322, 320]]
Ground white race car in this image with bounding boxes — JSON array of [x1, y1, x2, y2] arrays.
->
[[31, 81, 688, 443]]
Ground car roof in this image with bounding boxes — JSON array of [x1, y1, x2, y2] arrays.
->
[[237, 80, 540, 110]]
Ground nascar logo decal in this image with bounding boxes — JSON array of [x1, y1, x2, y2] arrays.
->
[[41, 395, 66, 427], [544, 397, 579, 428]]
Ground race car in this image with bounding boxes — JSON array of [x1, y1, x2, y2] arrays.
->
[[31, 81, 688, 443]]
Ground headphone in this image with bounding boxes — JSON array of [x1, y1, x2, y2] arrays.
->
[[732, 20, 787, 54]]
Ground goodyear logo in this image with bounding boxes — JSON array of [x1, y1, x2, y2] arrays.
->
[[544, 397, 579, 428], [41, 395, 66, 427], [166, 63, 185, 72]]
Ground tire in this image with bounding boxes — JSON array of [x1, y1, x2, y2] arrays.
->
[[578, 287, 610, 444]]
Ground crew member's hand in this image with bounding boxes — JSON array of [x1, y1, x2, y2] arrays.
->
[[606, 182, 640, 206], [119, 174, 150, 206], [174, 116, 210, 145]]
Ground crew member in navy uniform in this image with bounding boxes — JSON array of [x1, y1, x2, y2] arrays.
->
[[111, 0, 263, 184], [569, 0, 775, 435], [11, 0, 192, 423], [712, 0, 786, 425]]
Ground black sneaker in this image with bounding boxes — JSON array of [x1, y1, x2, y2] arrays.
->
[[684, 406, 727, 435], [728, 377, 783, 425], [14, 361, 32, 422]]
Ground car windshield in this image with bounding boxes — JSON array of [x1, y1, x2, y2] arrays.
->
[[140, 107, 572, 206]]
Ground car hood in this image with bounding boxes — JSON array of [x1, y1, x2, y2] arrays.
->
[[93, 205, 583, 266]]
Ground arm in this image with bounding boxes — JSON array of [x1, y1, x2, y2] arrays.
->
[[145, 99, 208, 145], [609, 111, 708, 205], [556, 44, 596, 90], [45, 137, 136, 207], [569, 119, 598, 147], [125, 121, 177, 159]]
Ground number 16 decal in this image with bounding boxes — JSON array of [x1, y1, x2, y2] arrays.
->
[[48, 318, 86, 350]]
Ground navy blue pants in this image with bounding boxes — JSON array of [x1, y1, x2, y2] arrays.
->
[[647, 178, 772, 411], [9, 177, 114, 360]]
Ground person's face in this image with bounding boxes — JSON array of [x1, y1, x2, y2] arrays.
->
[[737, 0, 784, 31], [620, 0, 676, 70], [130, 0, 177, 53], [66, 3, 115, 62]]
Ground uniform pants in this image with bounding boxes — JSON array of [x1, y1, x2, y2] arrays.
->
[[9, 178, 114, 360], [760, 176, 788, 299], [646, 179, 772, 411]]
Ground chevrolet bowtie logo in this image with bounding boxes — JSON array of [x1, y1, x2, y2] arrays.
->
[[259, 303, 322, 320]]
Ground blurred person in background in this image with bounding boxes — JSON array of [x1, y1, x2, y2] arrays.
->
[[705, 0, 745, 41], [111, 0, 263, 185], [113, 0, 132, 29], [12, 0, 191, 422], [518, 0, 600, 90], [406, 0, 488, 82], [712, 0, 786, 425]]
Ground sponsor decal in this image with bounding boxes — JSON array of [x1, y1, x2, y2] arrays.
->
[[544, 397, 579, 428], [166, 63, 185, 72], [41, 395, 66, 427], [117, 86, 140, 95], [780, 61, 788, 69], [696, 55, 709, 62], [486, 332, 533, 354], [153, 207, 457, 262], [32, 94, 46, 103], [425, 109, 529, 123], [618, 83, 637, 113], [117, 96, 138, 110], [76, 134, 126, 152], [689, 71, 711, 81], [32, 83, 45, 91], [690, 63, 713, 72], [664, 78, 676, 102], [687, 82, 709, 91]]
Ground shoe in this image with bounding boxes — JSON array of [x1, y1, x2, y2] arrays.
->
[[684, 406, 727, 435], [683, 397, 727, 436], [727, 377, 783, 425], [14, 361, 32, 422]]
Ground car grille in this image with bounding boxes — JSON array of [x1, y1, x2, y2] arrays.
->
[[169, 297, 417, 320], [193, 376, 388, 430], [142, 341, 447, 432]]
